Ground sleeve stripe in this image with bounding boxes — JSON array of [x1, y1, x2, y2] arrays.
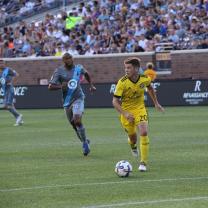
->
[[113, 95, 121, 98]]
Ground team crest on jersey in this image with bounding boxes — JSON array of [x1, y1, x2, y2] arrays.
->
[[68, 79, 78, 89], [0, 78, 6, 85], [139, 83, 145, 89]]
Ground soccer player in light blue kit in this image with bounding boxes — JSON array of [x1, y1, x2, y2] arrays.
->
[[48, 53, 96, 156], [0, 60, 23, 126]]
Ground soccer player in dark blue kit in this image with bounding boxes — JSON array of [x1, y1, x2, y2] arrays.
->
[[0, 60, 23, 126], [48, 53, 96, 156]]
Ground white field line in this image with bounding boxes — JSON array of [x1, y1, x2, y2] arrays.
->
[[0, 176, 208, 193], [82, 196, 208, 208]]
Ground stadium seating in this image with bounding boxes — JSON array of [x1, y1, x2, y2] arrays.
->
[[0, 0, 208, 58]]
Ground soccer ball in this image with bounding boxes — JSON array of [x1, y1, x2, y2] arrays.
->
[[115, 160, 132, 177]]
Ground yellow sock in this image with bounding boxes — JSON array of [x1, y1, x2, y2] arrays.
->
[[140, 136, 149, 164], [128, 138, 137, 149]]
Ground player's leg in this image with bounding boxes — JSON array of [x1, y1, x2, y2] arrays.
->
[[138, 121, 149, 172], [4, 89, 23, 126], [65, 106, 82, 141], [128, 133, 139, 158], [9, 105, 23, 126], [72, 100, 88, 141], [72, 99, 90, 156], [73, 113, 90, 156], [121, 115, 138, 158], [135, 108, 149, 171]]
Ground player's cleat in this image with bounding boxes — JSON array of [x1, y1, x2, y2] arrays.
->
[[14, 114, 24, 126], [131, 147, 139, 158], [128, 138, 138, 157], [82, 139, 90, 156], [138, 162, 147, 172]]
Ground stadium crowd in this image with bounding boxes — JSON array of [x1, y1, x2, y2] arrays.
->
[[0, 0, 80, 27], [0, 0, 208, 58]]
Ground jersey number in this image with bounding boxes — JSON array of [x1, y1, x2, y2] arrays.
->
[[139, 115, 147, 122]]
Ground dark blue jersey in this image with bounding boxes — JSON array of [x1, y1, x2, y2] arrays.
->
[[49, 64, 86, 107]]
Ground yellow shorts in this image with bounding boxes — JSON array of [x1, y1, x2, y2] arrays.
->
[[120, 107, 148, 135]]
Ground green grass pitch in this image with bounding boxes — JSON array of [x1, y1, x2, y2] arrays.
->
[[0, 107, 208, 208]]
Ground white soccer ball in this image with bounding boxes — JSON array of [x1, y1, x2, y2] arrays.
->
[[115, 160, 132, 177]]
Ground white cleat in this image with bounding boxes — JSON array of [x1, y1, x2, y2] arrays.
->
[[14, 114, 24, 126], [138, 162, 147, 172]]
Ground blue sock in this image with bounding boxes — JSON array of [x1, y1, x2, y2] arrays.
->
[[76, 125, 87, 143]]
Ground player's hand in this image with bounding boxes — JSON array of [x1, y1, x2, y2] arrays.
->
[[61, 82, 68, 91], [155, 103, 165, 112], [89, 84, 96, 92], [123, 111, 135, 123]]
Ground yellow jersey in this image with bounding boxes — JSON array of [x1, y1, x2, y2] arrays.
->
[[114, 75, 151, 111]]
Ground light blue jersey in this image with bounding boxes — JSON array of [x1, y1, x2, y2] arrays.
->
[[49, 64, 86, 108], [0, 67, 17, 105]]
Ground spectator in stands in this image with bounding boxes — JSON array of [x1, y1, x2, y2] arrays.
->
[[167, 29, 179, 43], [1, 0, 208, 58], [63, 11, 82, 32], [144, 62, 157, 81], [21, 39, 32, 56], [54, 43, 63, 56], [44, 0, 55, 8]]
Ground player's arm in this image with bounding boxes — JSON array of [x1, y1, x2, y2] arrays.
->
[[147, 84, 164, 112], [48, 81, 70, 91], [112, 96, 135, 123], [13, 70, 19, 77], [48, 83, 62, 90], [113, 80, 130, 118], [84, 69, 96, 92], [10, 69, 19, 83], [112, 96, 123, 114], [112, 79, 135, 124], [48, 69, 67, 91]]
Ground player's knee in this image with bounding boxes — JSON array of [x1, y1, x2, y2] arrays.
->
[[70, 120, 76, 128], [5, 105, 10, 110], [139, 123, 148, 136], [140, 130, 148, 136], [73, 118, 82, 127], [128, 133, 137, 143], [74, 121, 82, 127]]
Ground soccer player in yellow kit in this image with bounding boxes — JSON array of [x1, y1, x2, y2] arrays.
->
[[112, 57, 164, 171]]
